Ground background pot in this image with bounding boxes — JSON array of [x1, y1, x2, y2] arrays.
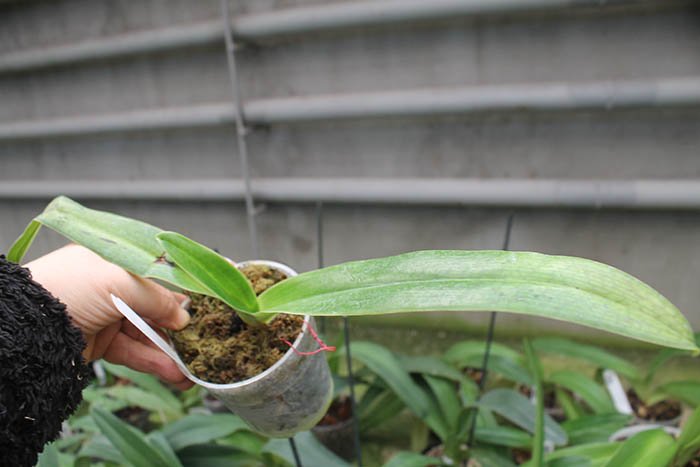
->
[[603, 369, 682, 427], [177, 260, 334, 437], [311, 395, 356, 460], [312, 416, 355, 460]]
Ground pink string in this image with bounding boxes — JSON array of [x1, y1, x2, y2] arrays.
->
[[281, 321, 336, 356]]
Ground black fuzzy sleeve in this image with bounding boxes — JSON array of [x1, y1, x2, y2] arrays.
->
[[0, 255, 90, 467]]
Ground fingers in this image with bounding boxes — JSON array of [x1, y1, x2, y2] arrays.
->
[[116, 275, 190, 331], [103, 332, 192, 387], [172, 379, 195, 391], [119, 321, 194, 390], [173, 292, 188, 304]]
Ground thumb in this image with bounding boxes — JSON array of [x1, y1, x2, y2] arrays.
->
[[117, 275, 190, 330]]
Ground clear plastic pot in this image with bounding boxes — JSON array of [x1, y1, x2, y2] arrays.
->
[[179, 260, 333, 437], [603, 369, 682, 427]]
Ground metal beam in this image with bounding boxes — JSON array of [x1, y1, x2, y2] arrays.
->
[[230, 0, 646, 39], [0, 0, 671, 73], [0, 21, 223, 73], [244, 77, 700, 124], [1, 77, 699, 139], [3, 178, 700, 209], [0, 104, 234, 139]]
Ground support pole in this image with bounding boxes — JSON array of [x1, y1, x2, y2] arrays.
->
[[465, 213, 515, 453], [221, 0, 259, 258], [316, 202, 327, 335], [343, 317, 363, 467], [288, 437, 303, 467]]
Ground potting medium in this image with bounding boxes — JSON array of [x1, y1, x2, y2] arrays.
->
[[184, 260, 333, 437]]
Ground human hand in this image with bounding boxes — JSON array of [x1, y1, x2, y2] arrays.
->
[[26, 244, 193, 390]]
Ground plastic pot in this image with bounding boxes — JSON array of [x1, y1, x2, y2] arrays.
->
[[311, 396, 356, 460], [179, 260, 334, 437], [603, 369, 682, 427]]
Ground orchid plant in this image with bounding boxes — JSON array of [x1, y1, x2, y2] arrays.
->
[[7, 196, 698, 352]]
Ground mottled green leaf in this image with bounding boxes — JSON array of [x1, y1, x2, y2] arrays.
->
[[260, 250, 696, 350], [19, 196, 209, 294]]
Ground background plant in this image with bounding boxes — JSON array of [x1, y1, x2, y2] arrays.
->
[[36, 362, 348, 467]]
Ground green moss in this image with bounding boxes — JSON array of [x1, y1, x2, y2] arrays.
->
[[170, 264, 303, 384]]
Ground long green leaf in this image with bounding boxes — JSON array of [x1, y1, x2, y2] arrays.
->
[[77, 435, 126, 465], [548, 456, 592, 467], [532, 337, 640, 380], [104, 385, 183, 421], [161, 414, 250, 451], [156, 231, 258, 314], [218, 430, 268, 456], [358, 389, 405, 432], [259, 250, 696, 350], [474, 426, 532, 448], [460, 353, 533, 386], [556, 388, 584, 421], [524, 340, 545, 467], [603, 429, 676, 467], [91, 407, 171, 467], [264, 432, 350, 467], [20, 196, 209, 294], [36, 442, 59, 467], [83, 384, 182, 421], [7, 220, 41, 263], [147, 432, 184, 467], [562, 414, 633, 445], [398, 354, 468, 382], [383, 452, 436, 467], [444, 340, 522, 365], [548, 371, 615, 414], [471, 446, 518, 467], [644, 333, 700, 384], [100, 361, 182, 411], [344, 342, 448, 439], [443, 340, 532, 384], [673, 408, 700, 466], [176, 444, 268, 467], [82, 386, 131, 413], [655, 380, 700, 406], [532, 442, 621, 467], [479, 388, 568, 447], [424, 375, 461, 432]]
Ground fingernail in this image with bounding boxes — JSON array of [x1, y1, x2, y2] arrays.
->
[[175, 305, 191, 330]]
